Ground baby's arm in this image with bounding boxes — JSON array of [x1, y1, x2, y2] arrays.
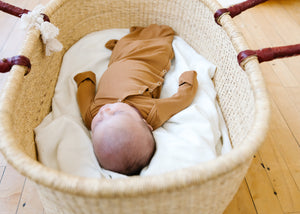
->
[[150, 70, 198, 129], [74, 71, 96, 128]]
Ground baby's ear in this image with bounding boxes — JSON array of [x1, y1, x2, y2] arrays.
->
[[143, 119, 153, 131], [105, 39, 118, 50]]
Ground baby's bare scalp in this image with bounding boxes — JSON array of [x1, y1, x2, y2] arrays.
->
[[92, 116, 155, 175]]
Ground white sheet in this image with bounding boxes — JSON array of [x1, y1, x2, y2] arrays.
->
[[35, 29, 232, 179]]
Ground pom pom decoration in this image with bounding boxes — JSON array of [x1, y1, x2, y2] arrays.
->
[[21, 5, 63, 56]]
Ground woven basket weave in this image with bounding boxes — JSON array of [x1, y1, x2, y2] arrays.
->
[[0, 0, 269, 213]]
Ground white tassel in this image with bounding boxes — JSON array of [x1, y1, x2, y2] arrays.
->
[[21, 5, 63, 56], [40, 22, 63, 56], [44, 38, 63, 56]]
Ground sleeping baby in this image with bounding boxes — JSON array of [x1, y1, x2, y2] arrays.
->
[[74, 24, 198, 176]]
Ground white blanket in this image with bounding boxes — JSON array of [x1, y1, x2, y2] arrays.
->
[[35, 29, 232, 179]]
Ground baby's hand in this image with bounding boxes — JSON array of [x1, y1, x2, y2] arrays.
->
[[74, 71, 96, 87], [179, 70, 197, 86], [105, 39, 118, 50]]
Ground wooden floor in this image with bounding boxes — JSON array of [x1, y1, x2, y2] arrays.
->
[[0, 0, 299, 213]]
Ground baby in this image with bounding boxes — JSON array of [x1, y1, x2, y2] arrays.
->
[[74, 24, 198, 175]]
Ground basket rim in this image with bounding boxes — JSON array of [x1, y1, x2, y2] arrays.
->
[[0, 0, 270, 197]]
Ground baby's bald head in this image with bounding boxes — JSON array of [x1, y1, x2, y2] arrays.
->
[[91, 103, 155, 175]]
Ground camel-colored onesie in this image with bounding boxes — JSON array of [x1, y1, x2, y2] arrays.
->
[[74, 24, 198, 130]]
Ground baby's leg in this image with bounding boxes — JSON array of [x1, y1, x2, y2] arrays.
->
[[105, 39, 118, 50]]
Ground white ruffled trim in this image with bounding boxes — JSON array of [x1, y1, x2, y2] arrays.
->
[[21, 5, 63, 56]]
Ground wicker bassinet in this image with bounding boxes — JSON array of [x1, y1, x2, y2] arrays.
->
[[0, 0, 270, 213]]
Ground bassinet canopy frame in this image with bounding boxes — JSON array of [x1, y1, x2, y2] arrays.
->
[[0, 0, 299, 213]]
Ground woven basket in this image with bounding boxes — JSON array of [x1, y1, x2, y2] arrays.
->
[[0, 0, 271, 213]]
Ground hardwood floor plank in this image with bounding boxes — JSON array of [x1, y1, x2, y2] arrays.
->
[[0, 0, 41, 58], [245, 154, 284, 214], [0, 0, 25, 53], [278, 0, 300, 25], [268, 84, 300, 147], [0, 165, 25, 214], [259, 130, 300, 212], [0, 152, 7, 167], [0, 23, 26, 58], [282, 57, 300, 85], [259, 3, 300, 85], [262, 2, 300, 46], [234, 1, 300, 192], [224, 179, 257, 214], [0, 0, 44, 98], [235, 4, 299, 87], [17, 179, 44, 214], [288, 87, 300, 110], [266, 96, 300, 189], [276, 0, 300, 83], [260, 64, 300, 140], [0, 166, 4, 183]]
